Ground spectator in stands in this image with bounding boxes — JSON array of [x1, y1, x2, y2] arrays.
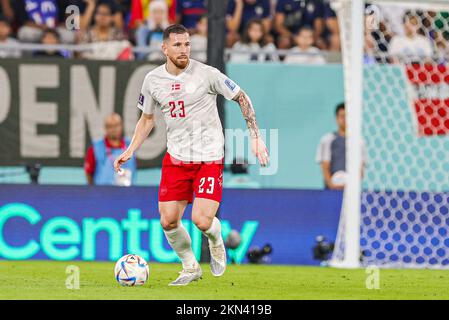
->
[[84, 113, 137, 186], [226, 0, 272, 46], [275, 0, 326, 49], [15, 0, 58, 43], [79, 0, 124, 31], [0, 15, 21, 58], [33, 28, 66, 58], [8, 0, 76, 44], [0, 0, 14, 23], [129, 0, 176, 31], [230, 18, 278, 63], [323, 1, 340, 51], [424, 11, 449, 63], [284, 27, 326, 64], [114, 0, 131, 29], [316, 103, 366, 190], [190, 15, 207, 62], [135, 0, 168, 60], [72, 0, 124, 30], [176, 0, 206, 32], [389, 11, 433, 63], [364, 29, 377, 65], [377, 4, 406, 36], [276, 33, 292, 61], [435, 38, 448, 63], [226, 30, 239, 49], [78, 2, 133, 60]]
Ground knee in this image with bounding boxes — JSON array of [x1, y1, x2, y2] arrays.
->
[[192, 214, 212, 232], [160, 217, 179, 231]]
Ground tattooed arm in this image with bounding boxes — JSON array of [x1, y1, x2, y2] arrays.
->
[[233, 90, 269, 166]]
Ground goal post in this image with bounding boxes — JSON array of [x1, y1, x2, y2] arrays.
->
[[330, 0, 449, 269]]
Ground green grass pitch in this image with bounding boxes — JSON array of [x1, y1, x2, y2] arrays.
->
[[1, 260, 448, 300]]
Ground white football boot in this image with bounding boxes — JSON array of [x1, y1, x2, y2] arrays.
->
[[168, 264, 203, 286], [209, 240, 227, 277]]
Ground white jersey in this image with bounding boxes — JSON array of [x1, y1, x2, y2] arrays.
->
[[137, 59, 240, 162]]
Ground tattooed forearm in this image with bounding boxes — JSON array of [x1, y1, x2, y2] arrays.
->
[[233, 90, 260, 138]]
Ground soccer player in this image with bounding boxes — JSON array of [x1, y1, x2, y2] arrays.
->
[[114, 24, 269, 286]]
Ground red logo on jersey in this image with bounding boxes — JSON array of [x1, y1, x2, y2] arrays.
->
[[171, 83, 181, 91]]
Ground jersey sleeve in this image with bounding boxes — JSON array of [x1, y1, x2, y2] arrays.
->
[[316, 133, 333, 163], [137, 75, 158, 115], [208, 67, 241, 100]]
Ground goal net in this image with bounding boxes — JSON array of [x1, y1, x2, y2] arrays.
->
[[331, 0, 449, 268]]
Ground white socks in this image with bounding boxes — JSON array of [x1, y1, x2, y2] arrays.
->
[[164, 224, 198, 270], [203, 217, 224, 246], [163, 218, 223, 270]]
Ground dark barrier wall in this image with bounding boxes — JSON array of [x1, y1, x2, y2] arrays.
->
[[0, 185, 342, 265], [0, 59, 165, 167]]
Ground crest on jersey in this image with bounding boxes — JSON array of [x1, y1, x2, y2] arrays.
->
[[225, 79, 236, 91], [138, 93, 144, 106], [171, 83, 181, 91]]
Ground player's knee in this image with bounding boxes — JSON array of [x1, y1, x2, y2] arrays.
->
[[192, 215, 212, 231], [160, 218, 179, 231]]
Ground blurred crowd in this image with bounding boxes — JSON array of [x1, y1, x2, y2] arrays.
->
[[0, 0, 338, 62], [365, 6, 449, 64], [0, 0, 448, 64]]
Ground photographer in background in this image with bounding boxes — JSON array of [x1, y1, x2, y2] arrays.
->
[[84, 113, 137, 186]]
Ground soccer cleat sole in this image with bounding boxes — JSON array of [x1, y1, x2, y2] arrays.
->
[[210, 260, 226, 277], [168, 276, 202, 286]]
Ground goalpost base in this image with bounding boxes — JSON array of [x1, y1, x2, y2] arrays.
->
[[329, 260, 361, 269]]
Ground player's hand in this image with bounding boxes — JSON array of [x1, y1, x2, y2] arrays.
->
[[251, 137, 269, 167], [114, 150, 133, 173]]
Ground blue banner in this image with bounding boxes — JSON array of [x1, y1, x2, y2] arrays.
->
[[0, 185, 342, 265]]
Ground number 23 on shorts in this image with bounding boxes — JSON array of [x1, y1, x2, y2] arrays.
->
[[198, 177, 215, 194]]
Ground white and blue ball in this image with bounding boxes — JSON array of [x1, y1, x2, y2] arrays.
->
[[114, 254, 149, 286]]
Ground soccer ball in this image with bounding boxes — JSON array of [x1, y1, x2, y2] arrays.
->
[[114, 254, 149, 286]]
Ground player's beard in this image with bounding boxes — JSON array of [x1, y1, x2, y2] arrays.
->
[[169, 55, 189, 70]]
